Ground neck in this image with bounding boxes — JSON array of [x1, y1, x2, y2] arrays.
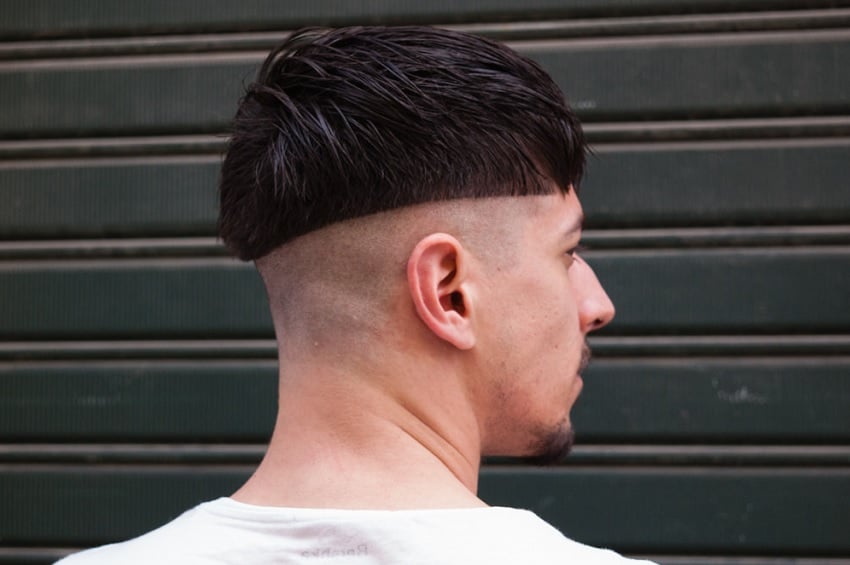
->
[[233, 355, 485, 510]]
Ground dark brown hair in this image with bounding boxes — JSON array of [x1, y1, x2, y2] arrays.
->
[[219, 26, 586, 261]]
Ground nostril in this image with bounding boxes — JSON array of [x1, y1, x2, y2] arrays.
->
[[586, 303, 614, 332]]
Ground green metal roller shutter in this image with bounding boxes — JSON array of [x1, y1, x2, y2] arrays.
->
[[1, 2, 849, 564]]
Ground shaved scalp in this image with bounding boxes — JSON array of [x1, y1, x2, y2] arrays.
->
[[257, 197, 540, 354], [219, 26, 586, 261]]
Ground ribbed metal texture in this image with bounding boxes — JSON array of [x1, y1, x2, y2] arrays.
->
[[1, 3, 849, 564]]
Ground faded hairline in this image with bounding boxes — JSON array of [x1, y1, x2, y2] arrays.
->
[[257, 195, 547, 347]]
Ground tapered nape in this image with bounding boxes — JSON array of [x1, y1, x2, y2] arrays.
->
[[218, 26, 586, 261]]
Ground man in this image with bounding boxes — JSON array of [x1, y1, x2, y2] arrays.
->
[[58, 26, 648, 564]]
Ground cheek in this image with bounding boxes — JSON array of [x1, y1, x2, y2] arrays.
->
[[478, 266, 583, 376], [490, 275, 580, 361], [525, 279, 581, 348]]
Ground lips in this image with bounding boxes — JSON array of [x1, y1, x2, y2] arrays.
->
[[578, 342, 592, 374]]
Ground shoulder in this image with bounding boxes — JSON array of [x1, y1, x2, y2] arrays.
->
[[53, 500, 225, 565], [461, 507, 657, 565]]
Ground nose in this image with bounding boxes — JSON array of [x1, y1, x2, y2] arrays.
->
[[574, 256, 615, 333]]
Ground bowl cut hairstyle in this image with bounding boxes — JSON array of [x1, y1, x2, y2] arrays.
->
[[219, 26, 587, 261]]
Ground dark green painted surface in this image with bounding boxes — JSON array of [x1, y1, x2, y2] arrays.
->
[[0, 549, 70, 565], [2, 140, 849, 238], [0, 158, 221, 238], [1, 465, 847, 553], [479, 467, 850, 554], [0, 362, 277, 441], [1, 250, 847, 338], [2, 358, 848, 441], [0, 260, 269, 339], [0, 57, 253, 138], [4, 1, 846, 39], [576, 358, 850, 442], [583, 140, 850, 228], [525, 31, 850, 120], [591, 248, 850, 334], [3, 33, 849, 137], [2, 4, 849, 562], [0, 466, 247, 546]]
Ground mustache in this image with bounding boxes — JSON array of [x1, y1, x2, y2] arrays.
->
[[579, 343, 592, 373]]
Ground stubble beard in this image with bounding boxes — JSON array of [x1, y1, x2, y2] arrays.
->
[[523, 343, 591, 466], [522, 421, 576, 466]]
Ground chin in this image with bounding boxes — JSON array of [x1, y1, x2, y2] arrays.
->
[[521, 419, 576, 466]]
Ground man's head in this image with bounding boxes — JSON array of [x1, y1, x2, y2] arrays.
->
[[218, 26, 613, 465]]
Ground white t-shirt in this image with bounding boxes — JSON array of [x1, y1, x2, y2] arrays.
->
[[56, 498, 654, 565]]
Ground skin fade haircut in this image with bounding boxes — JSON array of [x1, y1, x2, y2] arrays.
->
[[218, 26, 587, 261]]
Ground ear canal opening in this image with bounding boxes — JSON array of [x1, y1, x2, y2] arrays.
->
[[450, 291, 465, 315]]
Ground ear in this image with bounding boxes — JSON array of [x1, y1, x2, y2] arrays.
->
[[406, 233, 476, 350]]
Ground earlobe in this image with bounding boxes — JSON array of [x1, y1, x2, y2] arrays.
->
[[407, 234, 476, 350]]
